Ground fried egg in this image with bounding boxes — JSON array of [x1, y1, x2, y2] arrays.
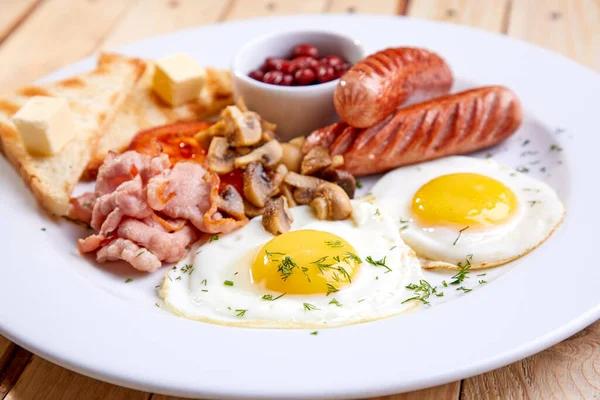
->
[[371, 156, 565, 270], [160, 199, 422, 328]]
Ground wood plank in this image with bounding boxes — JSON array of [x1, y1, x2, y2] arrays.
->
[[507, 0, 600, 71], [0, 346, 32, 399], [101, 0, 231, 50], [407, 0, 510, 32], [0, 0, 42, 43], [327, 0, 402, 14], [3, 356, 150, 400], [224, 0, 328, 20], [374, 382, 461, 399], [0, 0, 135, 91], [461, 321, 600, 399], [0, 337, 13, 371]]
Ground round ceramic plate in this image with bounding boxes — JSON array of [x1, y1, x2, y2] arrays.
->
[[1, 14, 599, 400]]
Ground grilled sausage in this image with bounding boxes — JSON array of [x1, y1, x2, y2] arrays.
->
[[306, 86, 522, 176], [334, 47, 453, 128]]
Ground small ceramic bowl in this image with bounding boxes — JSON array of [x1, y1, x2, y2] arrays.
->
[[232, 31, 364, 142]]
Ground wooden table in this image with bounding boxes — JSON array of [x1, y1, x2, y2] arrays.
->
[[1, 0, 599, 399]]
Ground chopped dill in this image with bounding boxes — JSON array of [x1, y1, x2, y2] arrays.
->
[[402, 279, 439, 305], [235, 309, 247, 317], [262, 292, 286, 301], [450, 255, 472, 285], [453, 226, 470, 246], [365, 255, 391, 273], [329, 298, 342, 307], [326, 283, 339, 296]]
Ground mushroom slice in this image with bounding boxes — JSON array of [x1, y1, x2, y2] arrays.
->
[[289, 136, 306, 149], [243, 162, 279, 208], [293, 187, 314, 205], [194, 120, 226, 148], [309, 182, 353, 221], [280, 183, 297, 207], [261, 119, 277, 135], [280, 142, 303, 173], [244, 199, 264, 218], [234, 140, 282, 169], [330, 155, 344, 169], [301, 146, 332, 175], [321, 168, 356, 199], [283, 171, 325, 190], [262, 196, 294, 235], [221, 106, 262, 147], [217, 185, 245, 220], [206, 137, 236, 174]]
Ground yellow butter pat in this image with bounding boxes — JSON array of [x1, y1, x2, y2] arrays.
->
[[12, 96, 76, 157], [153, 53, 206, 106]]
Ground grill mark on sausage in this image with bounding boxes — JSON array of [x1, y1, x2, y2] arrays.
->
[[427, 101, 458, 153], [456, 95, 479, 148], [389, 109, 428, 158], [371, 114, 406, 157], [310, 86, 521, 176], [330, 126, 359, 155], [334, 47, 453, 128], [473, 90, 499, 146]]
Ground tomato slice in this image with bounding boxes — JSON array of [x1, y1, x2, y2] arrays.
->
[[128, 121, 214, 165], [218, 168, 244, 195]]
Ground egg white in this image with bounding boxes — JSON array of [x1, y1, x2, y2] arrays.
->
[[371, 156, 565, 269], [160, 199, 423, 328]]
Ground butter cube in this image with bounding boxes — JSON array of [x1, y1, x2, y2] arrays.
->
[[12, 96, 76, 156], [153, 53, 206, 106]]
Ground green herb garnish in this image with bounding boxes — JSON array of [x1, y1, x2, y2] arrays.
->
[[453, 226, 470, 246], [365, 255, 391, 273], [450, 254, 472, 285], [329, 298, 342, 307], [262, 292, 286, 301]]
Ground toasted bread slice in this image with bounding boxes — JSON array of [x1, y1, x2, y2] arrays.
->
[[0, 53, 145, 216], [87, 64, 233, 174]]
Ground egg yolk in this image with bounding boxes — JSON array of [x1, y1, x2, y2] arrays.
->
[[411, 173, 518, 228], [251, 230, 360, 295]]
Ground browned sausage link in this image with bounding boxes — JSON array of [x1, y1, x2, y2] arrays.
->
[[334, 47, 453, 129], [307, 86, 523, 177], [302, 122, 346, 152]]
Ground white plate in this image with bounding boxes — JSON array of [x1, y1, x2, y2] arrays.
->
[[1, 14, 599, 400]]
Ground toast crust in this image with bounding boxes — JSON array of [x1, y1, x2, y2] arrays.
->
[[0, 53, 146, 216]]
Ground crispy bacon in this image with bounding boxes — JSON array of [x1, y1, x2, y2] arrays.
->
[[73, 151, 248, 272]]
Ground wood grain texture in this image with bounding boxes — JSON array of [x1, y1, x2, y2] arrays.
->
[[0, 337, 12, 372], [407, 0, 511, 32], [462, 322, 600, 399], [508, 0, 600, 71], [0, 0, 42, 43], [327, 0, 402, 14], [3, 357, 149, 400], [101, 0, 232, 50], [0, 0, 135, 91], [224, 0, 328, 20]]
